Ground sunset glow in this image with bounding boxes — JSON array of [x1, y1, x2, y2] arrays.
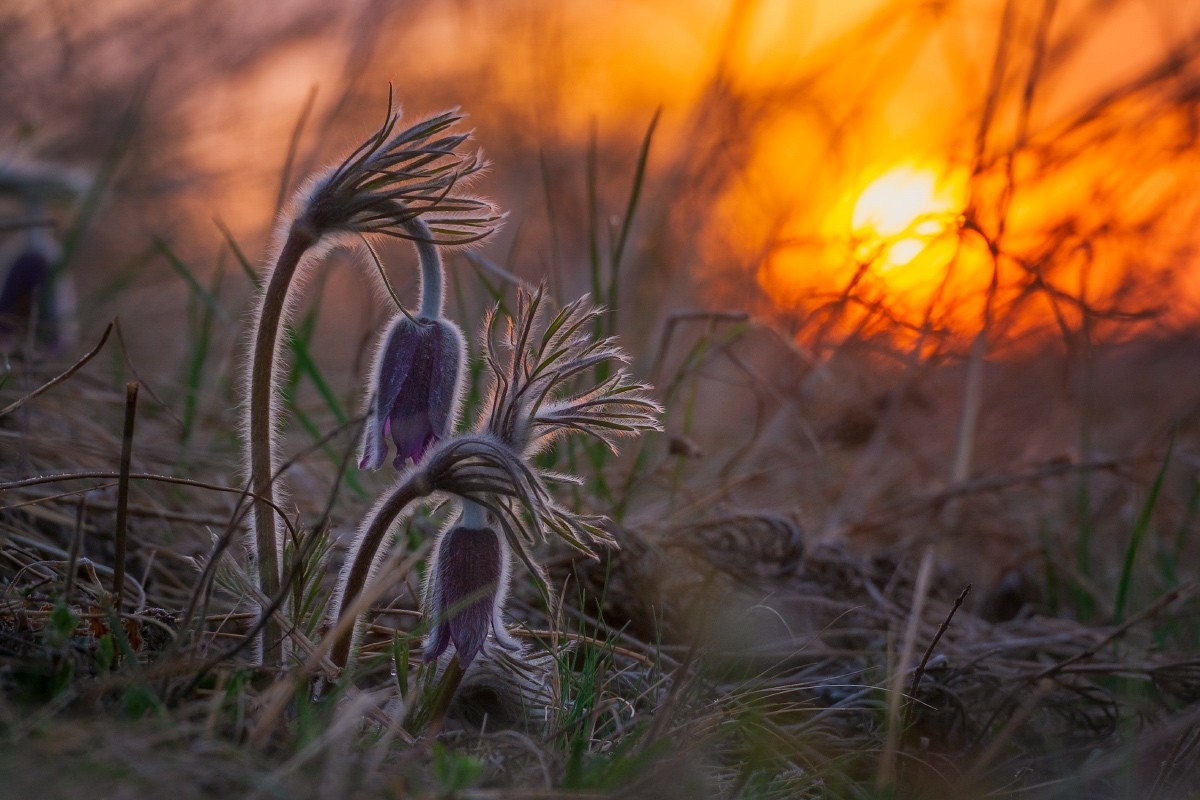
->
[[851, 166, 962, 270], [53, 0, 1197, 356]]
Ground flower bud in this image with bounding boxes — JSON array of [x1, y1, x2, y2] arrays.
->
[[424, 519, 517, 668]]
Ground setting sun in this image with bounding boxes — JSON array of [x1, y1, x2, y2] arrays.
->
[[851, 166, 962, 269]]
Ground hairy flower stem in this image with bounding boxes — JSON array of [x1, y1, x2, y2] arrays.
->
[[413, 226, 444, 318], [247, 216, 444, 665], [329, 468, 431, 670], [248, 225, 315, 665]]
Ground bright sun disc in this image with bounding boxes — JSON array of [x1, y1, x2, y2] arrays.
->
[[851, 166, 960, 268]]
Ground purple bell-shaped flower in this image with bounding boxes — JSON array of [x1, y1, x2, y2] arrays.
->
[[359, 314, 465, 470], [0, 250, 52, 334], [0, 241, 72, 351], [423, 506, 518, 668]]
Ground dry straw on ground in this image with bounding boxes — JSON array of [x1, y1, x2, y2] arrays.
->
[[1, 347, 1198, 797]]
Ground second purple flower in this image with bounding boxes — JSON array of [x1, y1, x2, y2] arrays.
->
[[359, 313, 465, 470]]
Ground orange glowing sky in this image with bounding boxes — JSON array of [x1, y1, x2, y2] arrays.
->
[[168, 0, 1200, 349]]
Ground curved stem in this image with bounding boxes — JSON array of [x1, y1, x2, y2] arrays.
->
[[406, 216, 444, 319], [330, 467, 433, 670], [249, 216, 444, 668], [247, 225, 315, 665], [459, 497, 486, 528]]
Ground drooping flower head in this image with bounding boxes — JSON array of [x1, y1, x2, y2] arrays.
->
[[0, 250, 50, 334], [334, 287, 664, 673], [423, 502, 518, 668], [359, 313, 466, 470], [0, 161, 86, 352], [239, 101, 499, 667]]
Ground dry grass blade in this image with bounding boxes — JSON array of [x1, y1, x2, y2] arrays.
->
[[1031, 580, 1200, 682], [877, 547, 934, 789], [112, 381, 138, 614], [0, 321, 112, 417]]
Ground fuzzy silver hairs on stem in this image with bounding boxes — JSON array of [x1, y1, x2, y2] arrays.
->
[[243, 97, 498, 665]]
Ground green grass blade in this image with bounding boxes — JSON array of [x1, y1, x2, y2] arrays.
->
[[586, 120, 602, 306], [180, 260, 224, 444], [606, 107, 660, 331], [53, 83, 146, 286], [280, 304, 367, 499], [1163, 475, 1200, 584], [156, 238, 233, 327], [1114, 436, 1174, 622], [538, 147, 564, 301], [214, 218, 261, 287], [275, 84, 319, 216], [287, 323, 348, 425]]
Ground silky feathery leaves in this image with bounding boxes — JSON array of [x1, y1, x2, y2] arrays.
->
[[423, 434, 612, 559], [295, 99, 500, 246], [482, 286, 663, 457]]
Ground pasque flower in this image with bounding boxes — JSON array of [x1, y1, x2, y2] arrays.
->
[[329, 288, 662, 672], [423, 502, 518, 668], [0, 250, 51, 336], [0, 162, 86, 352], [240, 99, 498, 664], [360, 313, 465, 470]]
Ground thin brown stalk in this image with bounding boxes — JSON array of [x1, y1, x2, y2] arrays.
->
[[908, 583, 970, 701], [904, 583, 971, 729], [112, 381, 138, 612], [0, 471, 299, 539], [63, 496, 87, 605], [953, 1, 1060, 506], [877, 547, 933, 790], [1030, 580, 1199, 682], [649, 309, 749, 384]]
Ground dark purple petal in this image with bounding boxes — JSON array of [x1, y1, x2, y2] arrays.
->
[[361, 314, 464, 470], [359, 316, 422, 470], [423, 611, 452, 663], [358, 419, 388, 471], [433, 525, 501, 668], [0, 250, 52, 338], [387, 334, 436, 467], [426, 319, 464, 441]]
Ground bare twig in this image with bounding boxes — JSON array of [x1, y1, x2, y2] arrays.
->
[[907, 583, 971, 703], [1031, 581, 1199, 683], [0, 321, 112, 417], [113, 381, 139, 611], [0, 471, 299, 541]]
